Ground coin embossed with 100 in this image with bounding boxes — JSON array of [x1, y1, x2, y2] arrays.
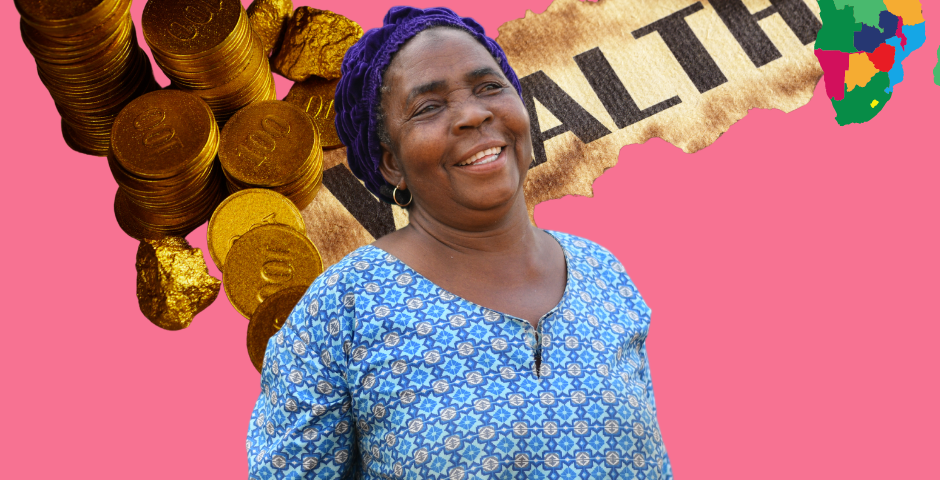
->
[[110, 89, 225, 239], [219, 100, 323, 209], [284, 76, 343, 149], [142, 0, 276, 123], [223, 223, 322, 318]]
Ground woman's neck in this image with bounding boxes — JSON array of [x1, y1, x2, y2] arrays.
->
[[401, 191, 539, 258], [372, 189, 567, 327]]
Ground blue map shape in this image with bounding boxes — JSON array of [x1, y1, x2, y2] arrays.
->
[[884, 22, 927, 93]]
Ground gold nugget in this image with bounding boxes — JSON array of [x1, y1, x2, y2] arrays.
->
[[247, 286, 307, 372], [206, 188, 306, 270], [271, 7, 362, 81], [284, 76, 343, 149], [223, 224, 322, 318], [247, 0, 292, 55], [136, 237, 221, 331]]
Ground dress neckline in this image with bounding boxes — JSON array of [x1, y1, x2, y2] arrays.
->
[[364, 229, 573, 327]]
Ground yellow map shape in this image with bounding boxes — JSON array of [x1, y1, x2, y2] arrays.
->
[[883, 0, 925, 25], [846, 52, 878, 92]]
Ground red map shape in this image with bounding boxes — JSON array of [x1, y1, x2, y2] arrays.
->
[[815, 50, 851, 100], [867, 43, 896, 72], [897, 16, 907, 49]]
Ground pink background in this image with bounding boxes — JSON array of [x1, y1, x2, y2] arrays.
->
[[2, 0, 937, 478]]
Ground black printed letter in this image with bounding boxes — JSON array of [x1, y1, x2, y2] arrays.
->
[[574, 47, 682, 129], [322, 165, 396, 240], [520, 71, 612, 167], [632, 2, 728, 94], [711, 0, 822, 67]]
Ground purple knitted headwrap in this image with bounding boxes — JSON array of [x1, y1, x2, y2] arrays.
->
[[334, 6, 524, 202]]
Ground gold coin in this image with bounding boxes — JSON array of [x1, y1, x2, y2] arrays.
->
[[61, 118, 98, 156], [114, 187, 154, 240], [16, 0, 119, 37], [207, 188, 306, 270], [223, 223, 322, 318], [284, 76, 343, 149], [115, 184, 223, 240], [247, 285, 307, 373], [15, 0, 108, 23], [142, 0, 242, 57], [111, 90, 216, 179], [219, 100, 317, 187], [143, 0, 276, 124], [152, 12, 252, 88]]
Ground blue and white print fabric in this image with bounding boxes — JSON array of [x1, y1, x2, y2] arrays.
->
[[247, 230, 672, 479]]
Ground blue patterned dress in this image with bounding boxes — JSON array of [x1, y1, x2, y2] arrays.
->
[[247, 230, 673, 479]]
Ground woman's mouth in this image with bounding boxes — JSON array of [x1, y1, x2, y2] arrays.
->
[[457, 146, 503, 167]]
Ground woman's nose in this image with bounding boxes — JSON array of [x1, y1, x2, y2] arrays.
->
[[452, 94, 494, 132]]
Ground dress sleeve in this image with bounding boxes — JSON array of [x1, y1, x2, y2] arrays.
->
[[589, 236, 675, 478], [638, 342, 674, 478], [247, 270, 358, 479]]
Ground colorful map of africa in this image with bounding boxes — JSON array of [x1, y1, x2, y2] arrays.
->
[[815, 0, 926, 125]]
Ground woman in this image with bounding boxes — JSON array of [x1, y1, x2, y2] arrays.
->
[[247, 7, 673, 479]]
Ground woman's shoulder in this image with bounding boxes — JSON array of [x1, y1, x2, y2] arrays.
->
[[545, 230, 626, 272], [301, 244, 408, 299], [546, 230, 651, 315], [306, 245, 385, 290], [286, 246, 392, 338]]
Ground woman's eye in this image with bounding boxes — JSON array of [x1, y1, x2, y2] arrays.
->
[[415, 104, 438, 115]]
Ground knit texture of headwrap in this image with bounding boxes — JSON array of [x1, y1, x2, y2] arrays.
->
[[333, 6, 524, 202]]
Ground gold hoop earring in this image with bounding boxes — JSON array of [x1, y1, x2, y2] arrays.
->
[[392, 186, 412, 207]]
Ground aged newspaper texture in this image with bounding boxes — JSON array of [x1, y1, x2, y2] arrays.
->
[[497, 0, 823, 216]]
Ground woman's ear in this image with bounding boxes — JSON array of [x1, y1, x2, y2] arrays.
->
[[379, 144, 405, 188]]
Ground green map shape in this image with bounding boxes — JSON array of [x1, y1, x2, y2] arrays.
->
[[818, 0, 865, 52], [833, 72, 892, 125], [934, 46, 940, 86], [835, 0, 889, 28]]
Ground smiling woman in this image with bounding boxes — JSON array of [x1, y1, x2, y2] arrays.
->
[[377, 28, 532, 222], [246, 6, 673, 479]]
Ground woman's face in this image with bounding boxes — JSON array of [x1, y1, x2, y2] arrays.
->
[[379, 28, 532, 223]]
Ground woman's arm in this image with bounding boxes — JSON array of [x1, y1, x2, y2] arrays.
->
[[247, 274, 358, 479]]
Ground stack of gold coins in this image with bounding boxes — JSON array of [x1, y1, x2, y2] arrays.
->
[[206, 189, 321, 348], [109, 90, 225, 239], [142, 0, 276, 124], [218, 100, 323, 209], [16, 0, 159, 156]]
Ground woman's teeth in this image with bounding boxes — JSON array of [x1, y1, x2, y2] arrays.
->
[[458, 147, 502, 166]]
